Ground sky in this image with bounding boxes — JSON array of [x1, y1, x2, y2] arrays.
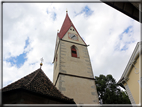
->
[[2, 3, 140, 88]]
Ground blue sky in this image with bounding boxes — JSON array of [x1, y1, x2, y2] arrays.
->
[[5, 5, 94, 68], [6, 52, 27, 68], [3, 3, 140, 88], [5, 37, 30, 68], [75, 5, 93, 17], [118, 26, 135, 51]]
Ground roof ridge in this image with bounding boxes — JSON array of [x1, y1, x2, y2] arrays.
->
[[24, 68, 40, 87], [2, 68, 75, 103], [39, 69, 72, 100], [2, 69, 38, 89], [39, 69, 64, 95]]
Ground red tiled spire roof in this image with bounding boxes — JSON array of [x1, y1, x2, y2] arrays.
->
[[58, 12, 72, 39], [58, 12, 86, 45]]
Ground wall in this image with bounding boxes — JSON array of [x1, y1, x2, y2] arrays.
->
[[58, 74, 99, 104], [54, 39, 99, 104], [59, 40, 94, 78], [53, 43, 60, 84], [2, 89, 74, 104], [62, 26, 85, 45], [124, 55, 140, 104]]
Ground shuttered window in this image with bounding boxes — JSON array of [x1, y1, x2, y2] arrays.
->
[[71, 46, 77, 57]]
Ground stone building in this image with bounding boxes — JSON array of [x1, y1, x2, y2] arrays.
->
[[53, 11, 99, 104]]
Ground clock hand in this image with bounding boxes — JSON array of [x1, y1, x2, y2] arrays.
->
[[71, 35, 75, 39]]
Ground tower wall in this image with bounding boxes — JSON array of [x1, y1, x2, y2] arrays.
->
[[56, 74, 99, 104], [53, 13, 99, 104], [53, 44, 60, 84], [59, 40, 94, 78], [54, 40, 99, 104]]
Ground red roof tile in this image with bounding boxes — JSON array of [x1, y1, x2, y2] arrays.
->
[[58, 12, 86, 45]]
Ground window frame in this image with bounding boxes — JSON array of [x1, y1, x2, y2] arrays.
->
[[71, 45, 79, 58]]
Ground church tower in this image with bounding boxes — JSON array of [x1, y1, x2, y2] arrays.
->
[[53, 11, 99, 104]]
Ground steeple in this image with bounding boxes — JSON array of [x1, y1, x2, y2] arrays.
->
[[58, 12, 73, 39], [53, 12, 99, 104], [57, 12, 86, 45]]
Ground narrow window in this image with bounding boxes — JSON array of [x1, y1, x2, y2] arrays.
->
[[71, 46, 77, 57], [55, 55, 57, 69], [56, 55, 57, 61]]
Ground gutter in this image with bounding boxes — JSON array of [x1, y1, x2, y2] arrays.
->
[[117, 77, 129, 89]]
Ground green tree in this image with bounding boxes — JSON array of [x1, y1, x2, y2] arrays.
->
[[95, 74, 131, 104]]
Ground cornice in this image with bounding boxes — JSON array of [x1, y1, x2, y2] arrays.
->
[[118, 41, 142, 84]]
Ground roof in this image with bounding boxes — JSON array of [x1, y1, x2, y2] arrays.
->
[[102, 1, 141, 23], [58, 12, 86, 45], [2, 68, 75, 103], [117, 41, 142, 84]]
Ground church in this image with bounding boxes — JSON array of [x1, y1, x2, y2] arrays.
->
[[2, 11, 99, 104]]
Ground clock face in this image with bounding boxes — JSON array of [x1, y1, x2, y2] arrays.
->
[[68, 33, 78, 41]]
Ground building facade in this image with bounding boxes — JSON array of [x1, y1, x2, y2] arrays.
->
[[53, 12, 99, 104], [118, 41, 142, 104]]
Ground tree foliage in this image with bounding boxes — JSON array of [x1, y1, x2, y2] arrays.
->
[[95, 74, 131, 104]]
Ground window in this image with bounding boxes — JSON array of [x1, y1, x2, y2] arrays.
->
[[71, 45, 77, 57], [56, 55, 57, 61], [55, 55, 57, 69]]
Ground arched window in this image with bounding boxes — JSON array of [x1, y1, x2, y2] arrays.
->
[[71, 45, 77, 58]]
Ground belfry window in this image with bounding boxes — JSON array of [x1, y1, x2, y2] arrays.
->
[[71, 45, 77, 58]]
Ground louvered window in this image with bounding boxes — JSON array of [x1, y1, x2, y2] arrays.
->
[[71, 46, 77, 57]]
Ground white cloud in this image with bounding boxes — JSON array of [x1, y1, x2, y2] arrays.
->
[[3, 3, 140, 88]]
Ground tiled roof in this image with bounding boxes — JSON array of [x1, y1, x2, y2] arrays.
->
[[2, 68, 75, 103], [58, 12, 86, 45]]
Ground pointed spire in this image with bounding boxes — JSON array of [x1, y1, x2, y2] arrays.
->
[[58, 11, 76, 39], [58, 11, 86, 45]]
